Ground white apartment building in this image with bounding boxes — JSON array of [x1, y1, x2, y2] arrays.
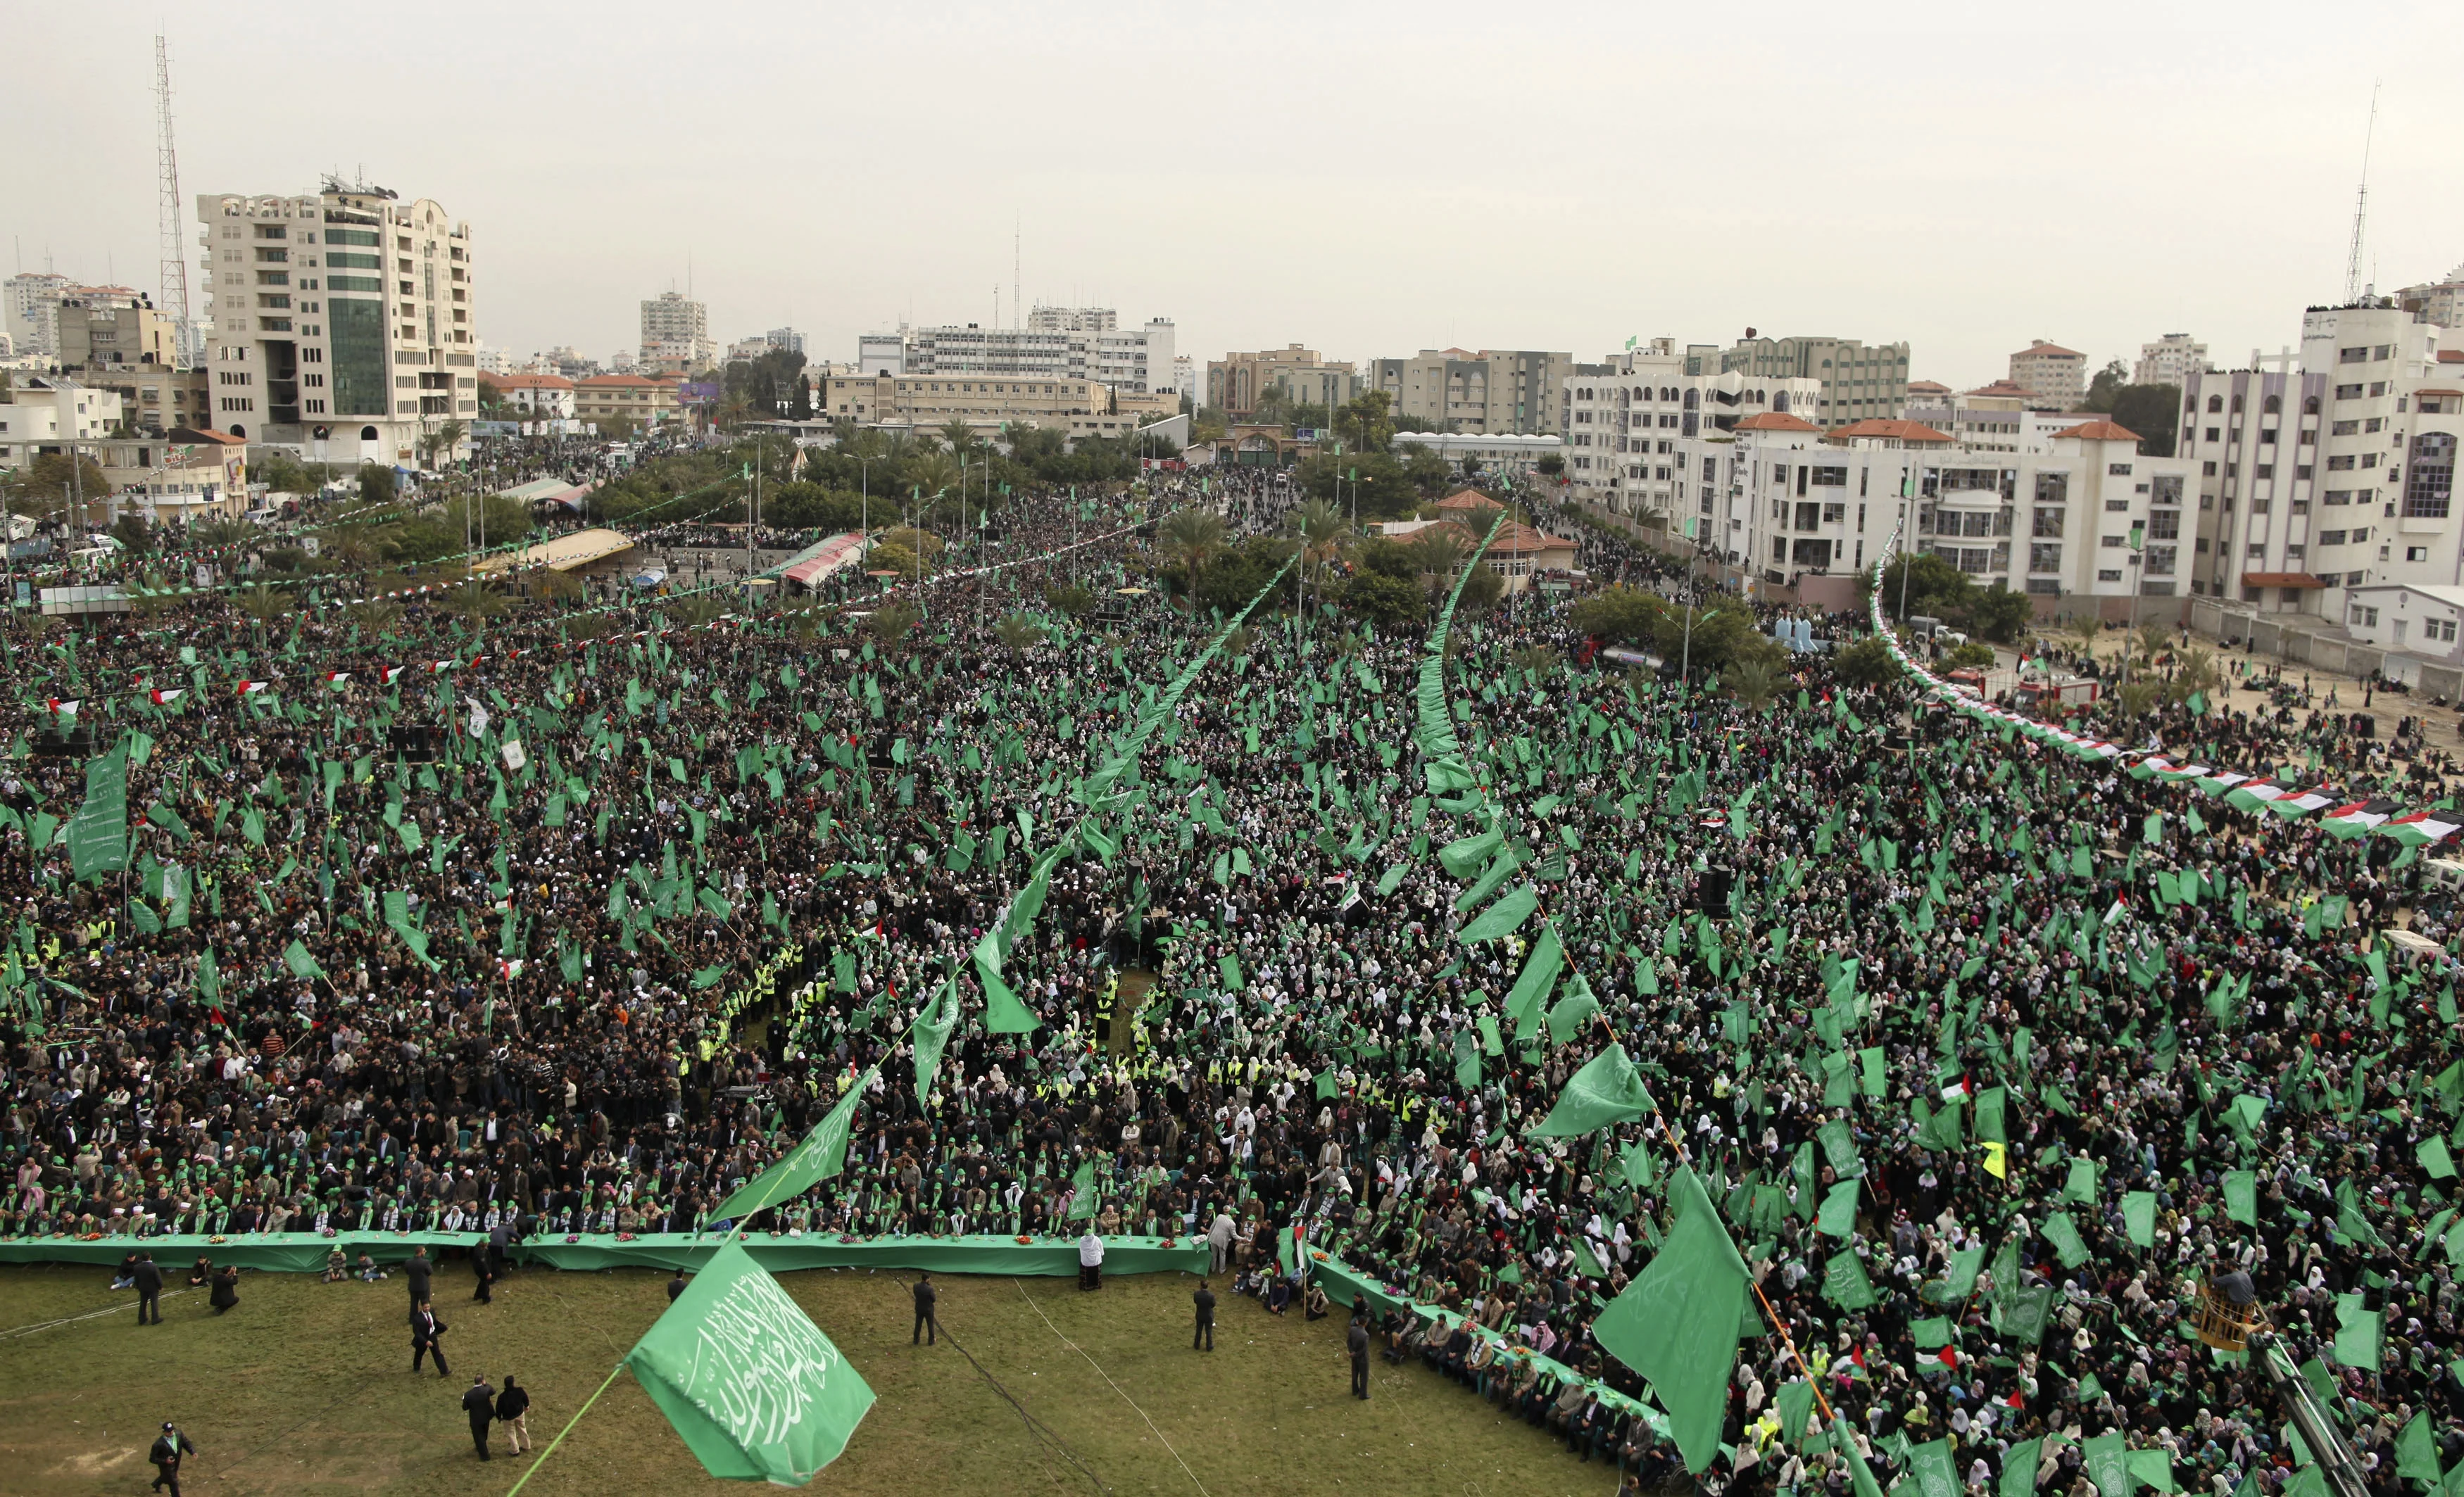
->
[[2397, 263, 2464, 331], [867, 311, 1176, 395], [0, 377, 127, 460], [1721, 334, 1911, 427], [1557, 339, 1822, 512], [5, 273, 73, 360], [2009, 340, 2088, 409], [1174, 355, 1198, 406], [2134, 333, 2208, 387], [196, 183, 479, 465], [2177, 301, 2460, 617], [481, 372, 579, 435], [640, 291, 714, 374]]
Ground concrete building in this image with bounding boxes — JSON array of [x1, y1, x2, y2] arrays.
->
[[574, 374, 679, 431], [2175, 301, 2460, 617], [1208, 345, 1356, 418], [2009, 340, 2089, 410], [1557, 339, 1822, 512], [819, 370, 1177, 443], [640, 291, 713, 374], [1368, 348, 1571, 434], [92, 429, 249, 524], [480, 372, 579, 435], [2396, 262, 2464, 331], [1173, 355, 1198, 407], [0, 377, 127, 458], [1390, 429, 1564, 480], [865, 312, 1176, 396], [1721, 334, 1910, 427], [5, 273, 74, 360], [196, 182, 479, 465], [80, 365, 210, 438], [2134, 333, 2208, 387]]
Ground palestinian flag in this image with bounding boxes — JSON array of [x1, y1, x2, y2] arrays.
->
[[148, 688, 184, 705], [497, 958, 525, 980], [46, 697, 80, 717], [2194, 770, 2250, 797], [2320, 798, 2402, 840], [2379, 811, 2464, 848], [324, 671, 351, 686], [427, 659, 456, 674], [2223, 779, 2287, 812], [236, 680, 272, 696], [2156, 763, 2211, 782], [1940, 1074, 1975, 1104], [2265, 785, 2340, 819], [382, 666, 409, 685], [2128, 756, 2176, 781]]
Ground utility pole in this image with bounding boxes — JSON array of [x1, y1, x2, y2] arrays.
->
[[153, 37, 194, 369]]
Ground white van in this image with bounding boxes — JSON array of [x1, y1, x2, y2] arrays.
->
[[244, 507, 285, 527]]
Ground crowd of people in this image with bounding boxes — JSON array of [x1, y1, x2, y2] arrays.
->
[[4, 448, 2463, 1496]]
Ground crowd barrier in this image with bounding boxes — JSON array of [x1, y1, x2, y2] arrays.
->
[[0, 1230, 1210, 1277]]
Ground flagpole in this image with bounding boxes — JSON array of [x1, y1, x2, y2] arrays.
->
[[499, 1361, 629, 1497]]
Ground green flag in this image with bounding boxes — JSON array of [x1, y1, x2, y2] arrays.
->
[[2333, 1289, 2383, 1370], [2223, 1170, 2258, 1226], [2083, 1432, 2130, 1497], [66, 750, 130, 882], [972, 928, 1041, 1035], [1588, 1167, 1747, 1474], [1908, 1437, 1961, 1497], [282, 940, 325, 981], [712, 1072, 873, 1223], [911, 978, 959, 1104], [1527, 1042, 1654, 1137], [1816, 1179, 1860, 1238], [2122, 1191, 2158, 1248], [2001, 1439, 2043, 1497], [1503, 926, 1563, 1040], [1458, 883, 1538, 944], [623, 1234, 876, 1486]]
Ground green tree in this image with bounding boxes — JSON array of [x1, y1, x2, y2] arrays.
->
[[1288, 500, 1354, 612], [1568, 585, 1664, 643], [1335, 569, 1426, 626], [2106, 384, 2181, 456], [1941, 641, 1998, 669], [1333, 389, 1397, 453], [1396, 443, 1452, 493], [2085, 359, 2130, 410], [109, 513, 153, 555], [1831, 635, 1899, 689], [1966, 584, 2035, 645], [995, 614, 1046, 652], [356, 462, 397, 508], [1045, 581, 1096, 618], [1295, 450, 1415, 520], [1728, 656, 1782, 711], [1871, 552, 1973, 623], [1157, 507, 1231, 602]]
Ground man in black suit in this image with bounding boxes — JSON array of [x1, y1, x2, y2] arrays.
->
[[667, 1270, 688, 1303], [462, 1375, 496, 1460], [1192, 1279, 1216, 1351], [149, 1422, 195, 1496], [912, 1271, 936, 1345], [1347, 1314, 1371, 1400], [411, 1302, 451, 1377], [470, 1238, 494, 1304], [404, 1247, 432, 1306], [132, 1251, 164, 1325]]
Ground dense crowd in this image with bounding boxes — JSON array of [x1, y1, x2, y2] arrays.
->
[[6, 457, 2464, 1497]]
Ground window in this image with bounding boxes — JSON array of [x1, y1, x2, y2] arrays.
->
[[2336, 384, 2363, 400], [2144, 545, 2176, 576], [2149, 512, 2180, 540], [2203, 461, 2218, 476], [2263, 395, 2281, 415], [2350, 606, 2380, 626], [2029, 543, 2063, 572], [2104, 498, 2130, 512], [2318, 529, 2347, 546], [2327, 455, 2357, 471], [253, 224, 287, 240], [2255, 465, 2274, 481], [2340, 346, 2369, 364], [2098, 569, 2123, 582], [2102, 534, 2126, 548], [2032, 507, 2066, 538], [1810, 465, 1847, 486], [2206, 394, 2223, 412], [2407, 546, 2431, 562], [2407, 433, 2456, 519]]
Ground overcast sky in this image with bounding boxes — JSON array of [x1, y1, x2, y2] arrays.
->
[[6, 0, 2459, 393]]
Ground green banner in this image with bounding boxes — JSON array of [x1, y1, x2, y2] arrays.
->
[[66, 748, 130, 882], [711, 1070, 874, 1223], [624, 1234, 876, 1486]]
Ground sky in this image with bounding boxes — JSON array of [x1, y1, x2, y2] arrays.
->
[[5, 0, 2460, 393]]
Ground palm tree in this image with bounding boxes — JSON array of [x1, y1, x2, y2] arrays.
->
[[1511, 643, 1562, 678], [1410, 528, 1471, 595], [717, 393, 753, 431], [2063, 614, 2103, 657], [346, 598, 406, 638], [193, 519, 253, 550], [232, 583, 292, 640], [2170, 645, 2223, 712], [438, 579, 508, 634], [1288, 499, 1353, 617], [1727, 657, 1780, 711], [937, 419, 977, 459], [667, 593, 726, 630], [2117, 678, 2161, 721], [1157, 508, 1230, 604], [995, 614, 1045, 653]]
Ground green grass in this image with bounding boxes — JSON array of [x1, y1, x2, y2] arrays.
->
[[0, 1263, 1611, 1496]]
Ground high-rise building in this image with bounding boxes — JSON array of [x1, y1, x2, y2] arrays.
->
[[1369, 348, 1572, 434], [2133, 334, 2208, 387], [1557, 339, 1821, 512], [2009, 339, 2089, 410], [862, 311, 1175, 395], [196, 180, 478, 464], [1721, 334, 1911, 427], [4, 273, 73, 360], [640, 291, 714, 374], [2177, 300, 2460, 616], [2396, 262, 2464, 331], [1173, 355, 1198, 406]]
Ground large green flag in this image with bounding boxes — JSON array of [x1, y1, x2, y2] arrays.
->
[[1503, 926, 1563, 1040], [911, 978, 959, 1103], [712, 1071, 872, 1223], [624, 1234, 875, 1486], [66, 749, 130, 882], [2082, 1432, 2130, 1497], [1458, 883, 1538, 944], [1908, 1437, 1961, 1497], [972, 928, 1041, 1035], [2001, 1439, 2043, 1497], [1816, 1180, 1860, 1238], [1589, 1167, 1747, 1474], [1527, 1042, 1654, 1137], [2333, 1290, 2383, 1370]]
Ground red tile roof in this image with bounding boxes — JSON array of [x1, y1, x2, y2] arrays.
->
[[2051, 420, 2142, 443], [1825, 418, 1954, 444], [1733, 412, 1822, 433], [1434, 489, 1504, 511]]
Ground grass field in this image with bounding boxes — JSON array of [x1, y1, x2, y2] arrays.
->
[[0, 1261, 1614, 1496]]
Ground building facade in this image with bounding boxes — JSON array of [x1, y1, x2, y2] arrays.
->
[[1367, 348, 1571, 434], [867, 312, 1176, 396], [196, 183, 479, 465], [2134, 333, 2208, 387], [0, 377, 127, 459], [2175, 301, 2460, 617], [2009, 340, 2088, 409], [574, 374, 679, 431], [819, 371, 1114, 437], [1207, 346, 1355, 418], [1556, 340, 1822, 512], [640, 291, 713, 374], [1721, 334, 1910, 427], [2396, 263, 2464, 331], [480, 372, 579, 434]]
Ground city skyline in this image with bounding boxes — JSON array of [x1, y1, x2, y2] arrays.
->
[[4, 0, 2460, 393]]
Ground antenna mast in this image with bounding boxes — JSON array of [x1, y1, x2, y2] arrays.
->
[[2342, 84, 2379, 305], [154, 35, 195, 369]]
